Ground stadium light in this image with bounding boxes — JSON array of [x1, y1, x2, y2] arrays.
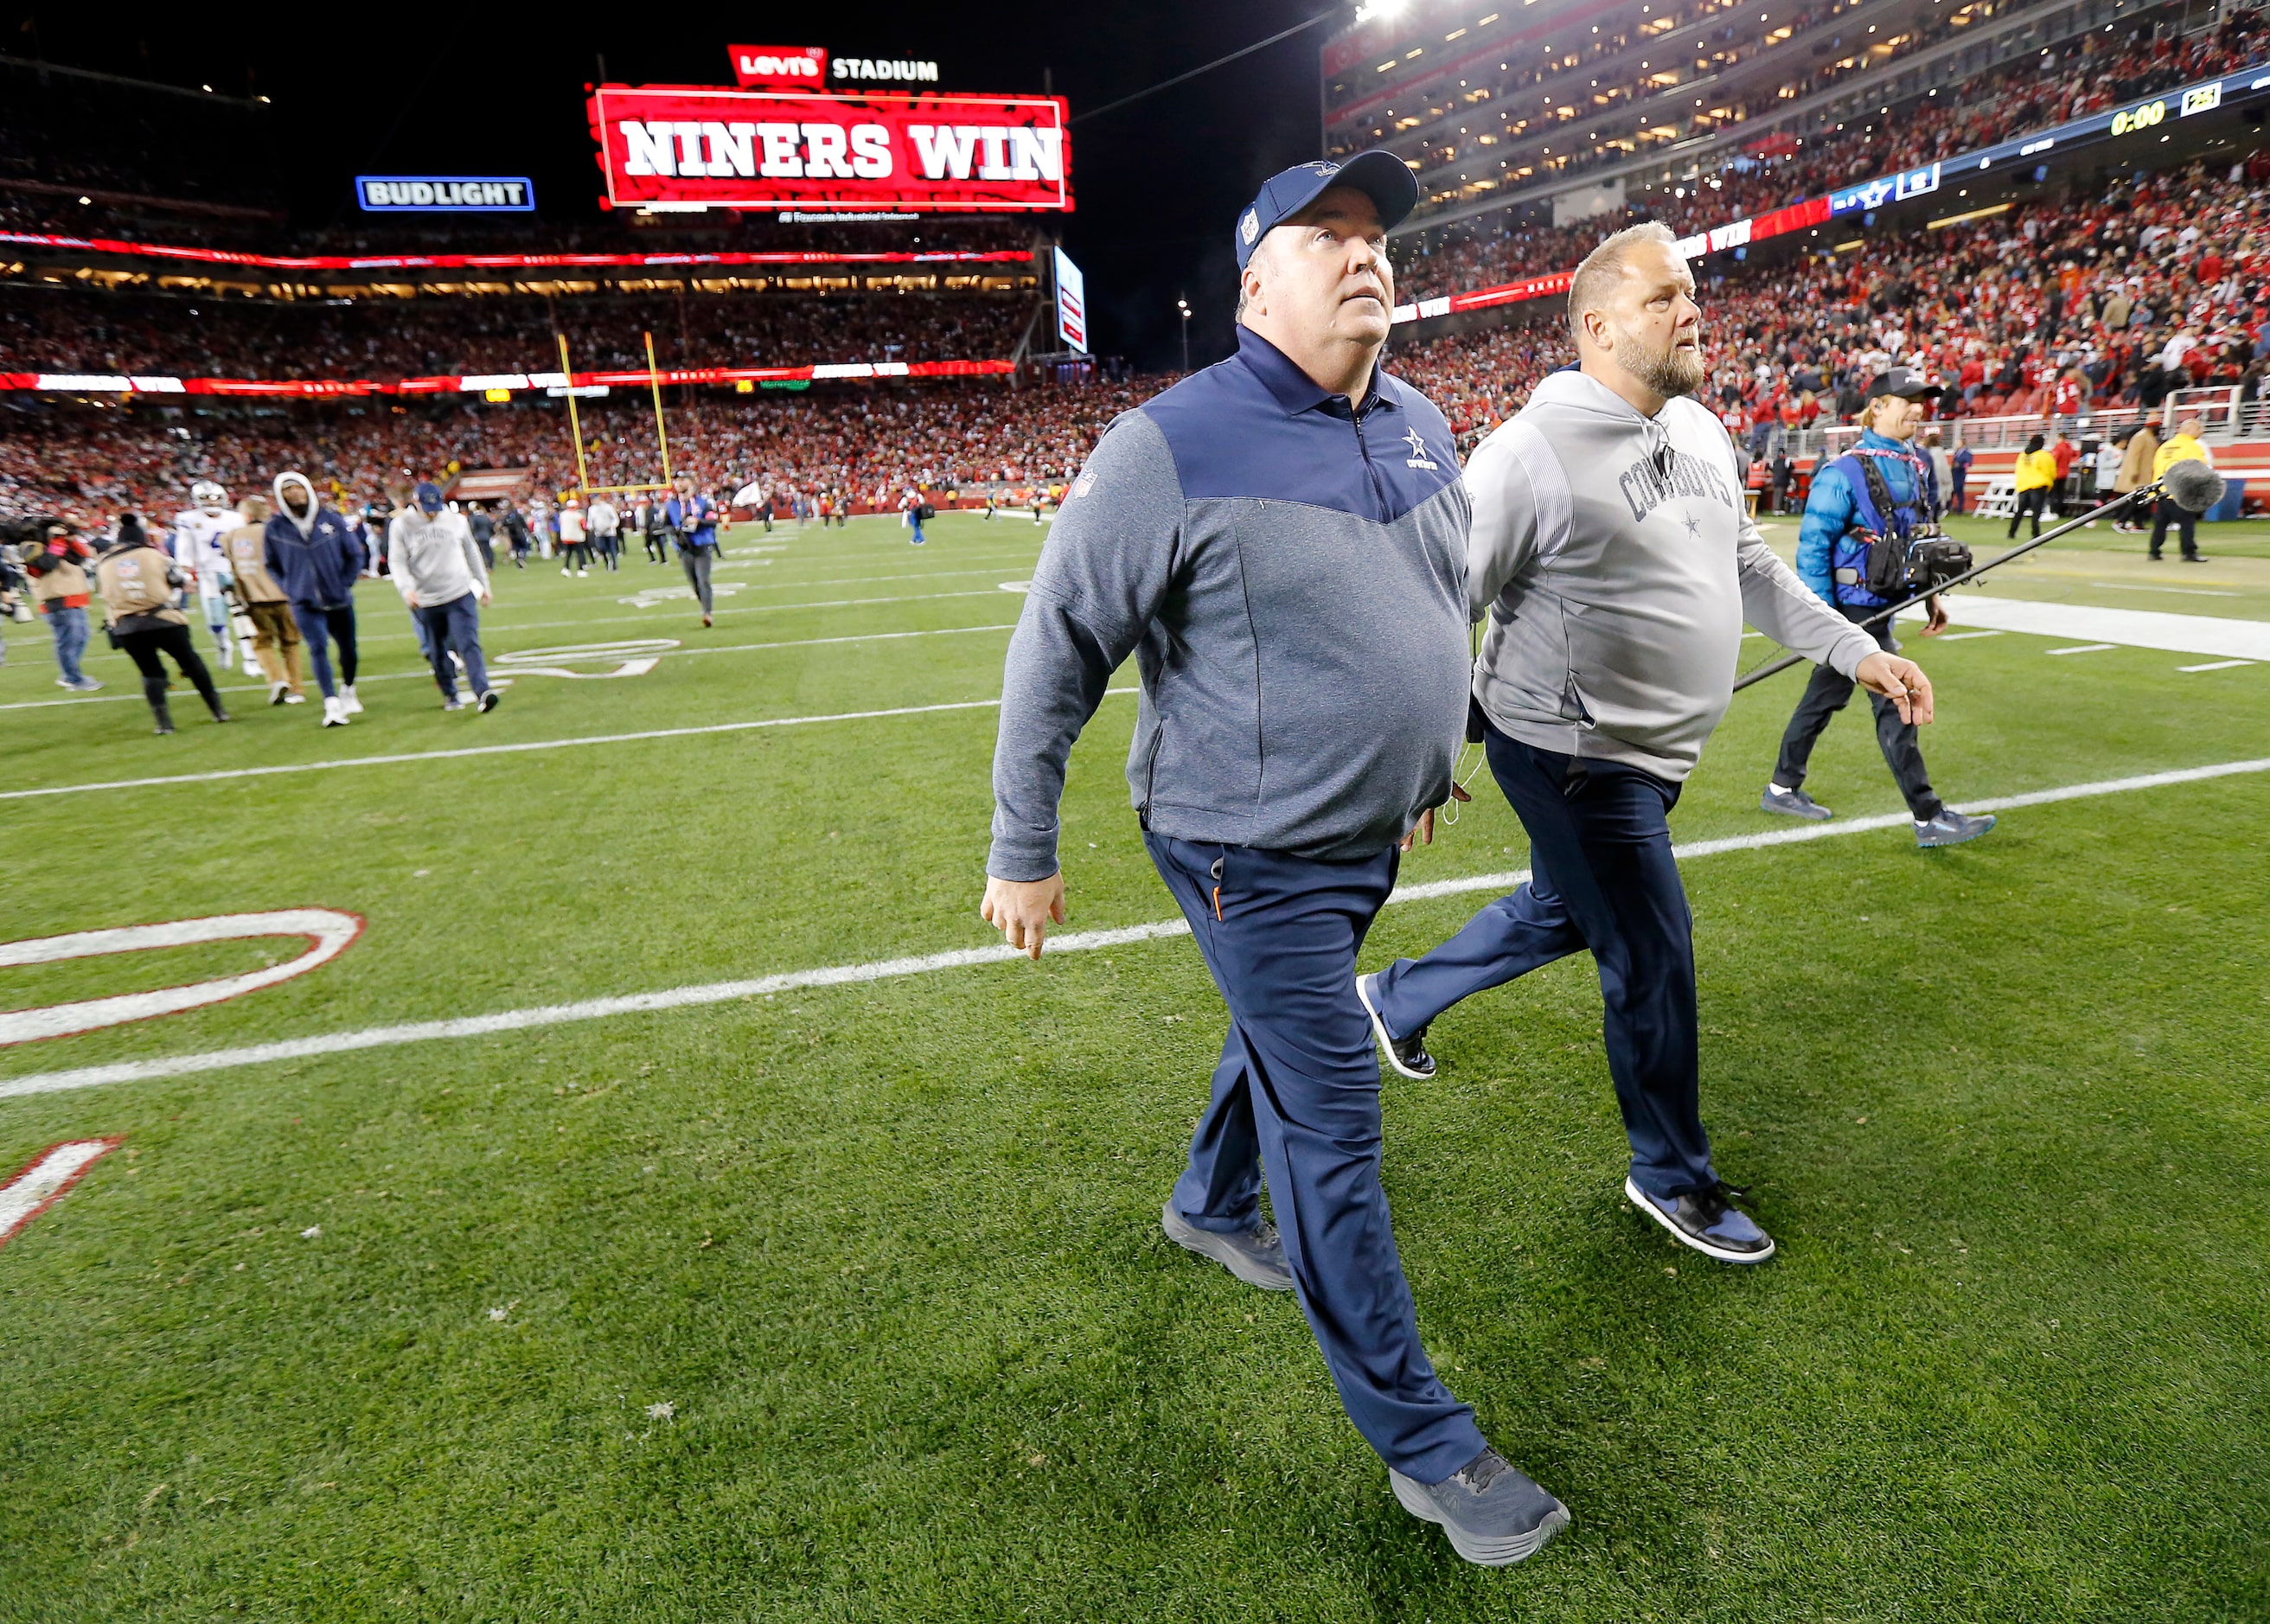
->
[[1177, 298, 1192, 374]]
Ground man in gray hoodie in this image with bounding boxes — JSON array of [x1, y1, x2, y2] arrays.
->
[[1358, 222, 1934, 1266], [387, 481, 499, 713]]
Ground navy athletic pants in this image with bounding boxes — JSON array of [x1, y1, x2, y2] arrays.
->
[[1149, 833, 1487, 1485], [1371, 727, 1719, 1199]]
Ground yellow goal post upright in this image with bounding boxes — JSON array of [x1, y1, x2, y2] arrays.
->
[[553, 329, 676, 498]]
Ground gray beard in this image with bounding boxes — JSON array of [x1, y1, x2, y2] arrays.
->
[[1629, 336, 1705, 399]]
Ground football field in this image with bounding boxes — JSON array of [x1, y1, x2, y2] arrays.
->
[[2, 510, 2266, 1621]]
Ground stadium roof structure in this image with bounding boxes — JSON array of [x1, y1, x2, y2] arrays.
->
[[1386, 53, 2270, 328]]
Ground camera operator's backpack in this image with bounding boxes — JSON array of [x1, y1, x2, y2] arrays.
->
[[1852, 452, 1971, 599], [917, 503, 936, 522]]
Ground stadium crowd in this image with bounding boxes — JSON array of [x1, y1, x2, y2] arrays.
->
[[1394, 10, 2268, 302], [0, 288, 1033, 380], [1393, 160, 2270, 450], [0, 377, 1148, 531]]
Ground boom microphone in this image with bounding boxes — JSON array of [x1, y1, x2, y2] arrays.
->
[[2159, 457, 2227, 515], [1732, 462, 2228, 694]]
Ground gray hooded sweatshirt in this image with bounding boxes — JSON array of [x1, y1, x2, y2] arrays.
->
[[1463, 368, 1878, 782]]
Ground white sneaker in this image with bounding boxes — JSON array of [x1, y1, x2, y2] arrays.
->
[[284, 690, 306, 704], [341, 684, 363, 715], [578, 568, 589, 577], [268, 681, 289, 706], [322, 694, 348, 726]]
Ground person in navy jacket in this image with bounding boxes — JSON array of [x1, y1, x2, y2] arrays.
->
[[981, 156, 1568, 1567], [265, 471, 367, 726]]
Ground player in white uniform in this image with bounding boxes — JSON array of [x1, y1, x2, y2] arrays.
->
[[169, 481, 239, 672]]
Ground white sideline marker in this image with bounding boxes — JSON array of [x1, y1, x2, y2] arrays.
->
[[2178, 659, 2254, 673], [0, 1139, 121, 1247], [0, 691, 1138, 804], [0, 758, 2263, 1103]]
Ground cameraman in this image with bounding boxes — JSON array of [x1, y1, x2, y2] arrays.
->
[[1761, 369, 1996, 847], [21, 518, 103, 692]]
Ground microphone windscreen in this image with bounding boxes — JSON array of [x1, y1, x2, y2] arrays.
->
[[2161, 458, 2227, 513]]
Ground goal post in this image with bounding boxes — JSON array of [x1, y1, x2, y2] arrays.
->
[[554, 329, 676, 497]]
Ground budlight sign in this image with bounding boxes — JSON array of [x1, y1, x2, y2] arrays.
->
[[358, 176, 534, 212], [587, 86, 1071, 213]]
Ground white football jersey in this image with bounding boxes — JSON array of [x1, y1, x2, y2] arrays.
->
[[170, 508, 235, 596]]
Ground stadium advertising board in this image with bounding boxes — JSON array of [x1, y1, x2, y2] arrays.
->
[[1052, 246, 1087, 354], [587, 86, 1071, 213], [358, 176, 534, 213], [731, 46, 827, 88]]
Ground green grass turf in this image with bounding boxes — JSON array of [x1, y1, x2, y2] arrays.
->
[[1, 512, 2266, 1621]]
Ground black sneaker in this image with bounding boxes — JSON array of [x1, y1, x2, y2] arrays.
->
[[1160, 1202, 1294, 1291], [478, 689, 501, 713], [1915, 809, 1996, 848], [1625, 1175, 1775, 1263], [1760, 783, 1832, 821], [1357, 972, 1435, 1080], [1390, 1447, 1570, 1566]]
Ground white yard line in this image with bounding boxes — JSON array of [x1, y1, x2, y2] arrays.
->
[[2047, 643, 2119, 655], [2085, 580, 2239, 598], [0, 623, 1021, 713], [1925, 593, 2270, 661], [2178, 659, 2256, 673], [0, 687, 1137, 803], [3, 756, 2262, 1101]]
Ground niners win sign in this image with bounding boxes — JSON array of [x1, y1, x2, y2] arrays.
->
[[588, 87, 1071, 214]]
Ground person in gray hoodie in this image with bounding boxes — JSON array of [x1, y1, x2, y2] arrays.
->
[[387, 482, 498, 713], [1358, 222, 1936, 1268]]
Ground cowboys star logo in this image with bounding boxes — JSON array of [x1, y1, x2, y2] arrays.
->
[[1402, 426, 1439, 471]]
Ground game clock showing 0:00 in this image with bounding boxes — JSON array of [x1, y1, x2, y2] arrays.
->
[[2110, 99, 2169, 137]]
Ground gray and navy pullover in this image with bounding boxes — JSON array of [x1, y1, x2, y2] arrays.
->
[[987, 327, 1472, 881]]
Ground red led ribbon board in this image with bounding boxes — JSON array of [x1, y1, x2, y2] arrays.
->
[[587, 86, 1072, 214]]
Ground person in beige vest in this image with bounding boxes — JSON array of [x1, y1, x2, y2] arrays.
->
[[22, 519, 102, 690], [222, 495, 305, 704], [94, 514, 230, 734], [2113, 421, 2158, 533]]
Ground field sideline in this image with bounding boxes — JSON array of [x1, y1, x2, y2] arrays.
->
[[1, 510, 2265, 1621]]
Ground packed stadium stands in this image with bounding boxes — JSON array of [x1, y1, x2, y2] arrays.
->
[[0, 286, 1036, 380], [1389, 8, 2270, 300]]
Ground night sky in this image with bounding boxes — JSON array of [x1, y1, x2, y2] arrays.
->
[[5, 1, 1342, 371]]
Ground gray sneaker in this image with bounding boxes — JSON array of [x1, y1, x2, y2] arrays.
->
[[1761, 783, 1832, 821], [1915, 809, 1996, 848], [1161, 1202, 1294, 1291], [1391, 1447, 1570, 1566]]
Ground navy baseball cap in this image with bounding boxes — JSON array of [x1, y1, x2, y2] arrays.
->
[[1235, 151, 1419, 270], [413, 480, 446, 513]]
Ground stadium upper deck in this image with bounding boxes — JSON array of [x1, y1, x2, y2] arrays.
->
[[1328, 0, 2218, 229]]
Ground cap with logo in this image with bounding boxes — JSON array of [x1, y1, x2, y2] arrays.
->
[[412, 480, 447, 514], [1865, 367, 1943, 401], [1234, 150, 1419, 271]]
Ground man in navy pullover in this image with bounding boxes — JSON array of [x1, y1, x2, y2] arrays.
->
[[265, 472, 367, 727], [982, 156, 1569, 1567], [1764, 369, 1995, 846]]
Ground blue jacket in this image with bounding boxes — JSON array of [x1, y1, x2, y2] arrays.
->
[[988, 325, 1470, 879], [666, 494, 718, 547], [265, 507, 366, 608], [1796, 429, 1940, 608]]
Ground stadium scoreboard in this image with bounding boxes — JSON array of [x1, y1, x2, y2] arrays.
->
[[590, 45, 1071, 214]]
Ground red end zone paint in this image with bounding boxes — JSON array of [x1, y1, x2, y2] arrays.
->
[[0, 910, 364, 1046], [0, 1138, 122, 1248]]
